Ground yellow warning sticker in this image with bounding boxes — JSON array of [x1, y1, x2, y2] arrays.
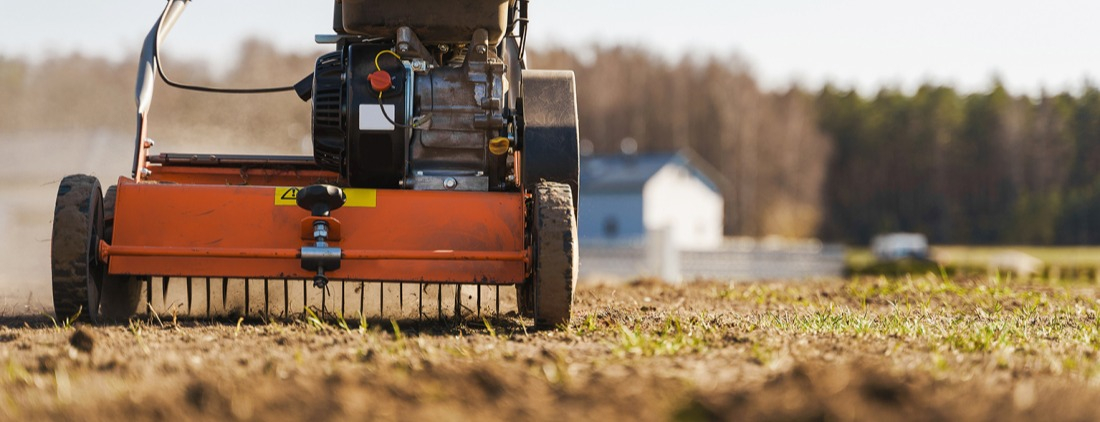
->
[[274, 187, 377, 208]]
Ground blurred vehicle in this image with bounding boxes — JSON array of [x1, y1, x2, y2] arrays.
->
[[871, 233, 929, 261]]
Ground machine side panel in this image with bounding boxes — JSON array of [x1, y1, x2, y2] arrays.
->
[[108, 180, 526, 283]]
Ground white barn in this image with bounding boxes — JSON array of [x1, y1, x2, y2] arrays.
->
[[579, 150, 724, 250]]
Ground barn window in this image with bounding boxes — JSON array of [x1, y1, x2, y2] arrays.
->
[[603, 216, 619, 238]]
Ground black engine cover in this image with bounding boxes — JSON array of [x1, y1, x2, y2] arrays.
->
[[311, 44, 411, 188]]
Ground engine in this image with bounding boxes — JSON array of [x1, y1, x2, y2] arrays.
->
[[307, 0, 520, 192]]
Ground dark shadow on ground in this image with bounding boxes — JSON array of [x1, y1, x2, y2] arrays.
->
[[0, 312, 534, 335]]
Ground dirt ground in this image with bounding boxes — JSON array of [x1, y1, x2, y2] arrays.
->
[[3, 276, 1100, 421]]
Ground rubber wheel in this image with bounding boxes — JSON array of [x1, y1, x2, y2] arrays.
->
[[530, 181, 578, 329], [97, 185, 144, 322], [51, 175, 105, 323], [520, 70, 580, 214]]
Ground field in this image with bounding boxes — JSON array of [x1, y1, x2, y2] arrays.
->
[[3, 275, 1100, 421], [847, 246, 1100, 280]]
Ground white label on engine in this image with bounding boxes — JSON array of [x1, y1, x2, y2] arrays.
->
[[359, 104, 396, 131]]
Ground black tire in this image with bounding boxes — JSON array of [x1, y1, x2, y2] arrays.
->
[[531, 181, 578, 329], [51, 175, 104, 323], [97, 185, 144, 322]]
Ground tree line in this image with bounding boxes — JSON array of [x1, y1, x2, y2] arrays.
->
[[3, 43, 1097, 245], [532, 47, 1100, 245]]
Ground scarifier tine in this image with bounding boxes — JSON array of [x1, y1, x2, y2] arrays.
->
[[263, 278, 270, 318], [161, 277, 169, 309], [282, 279, 289, 318], [339, 281, 348, 319], [244, 279, 250, 316], [453, 284, 459, 321]]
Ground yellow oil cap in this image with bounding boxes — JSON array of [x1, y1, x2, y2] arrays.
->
[[488, 137, 511, 155]]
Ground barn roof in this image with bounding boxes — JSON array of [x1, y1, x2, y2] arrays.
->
[[579, 150, 723, 194]]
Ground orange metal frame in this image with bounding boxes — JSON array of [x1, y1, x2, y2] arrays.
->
[[105, 160, 529, 284]]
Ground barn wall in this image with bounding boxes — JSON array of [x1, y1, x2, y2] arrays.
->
[[643, 164, 724, 250]]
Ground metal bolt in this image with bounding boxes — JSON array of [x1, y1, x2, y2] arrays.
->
[[439, 44, 451, 53], [398, 44, 409, 52], [443, 177, 458, 190], [475, 45, 487, 54]]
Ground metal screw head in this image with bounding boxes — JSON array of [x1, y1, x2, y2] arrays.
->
[[439, 44, 451, 53], [398, 44, 409, 52], [443, 177, 458, 189], [475, 45, 487, 54]]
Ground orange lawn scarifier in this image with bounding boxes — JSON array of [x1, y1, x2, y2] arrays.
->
[[50, 0, 579, 328]]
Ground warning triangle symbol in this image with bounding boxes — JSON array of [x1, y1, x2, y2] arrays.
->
[[281, 187, 299, 200]]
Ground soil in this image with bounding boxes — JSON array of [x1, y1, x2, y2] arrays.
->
[[2, 278, 1100, 421]]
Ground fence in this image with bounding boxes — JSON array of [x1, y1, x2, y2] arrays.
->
[[579, 235, 845, 283]]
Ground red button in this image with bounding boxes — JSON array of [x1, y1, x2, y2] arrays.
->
[[369, 70, 392, 92]]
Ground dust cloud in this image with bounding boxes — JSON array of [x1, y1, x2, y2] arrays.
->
[[0, 130, 306, 314]]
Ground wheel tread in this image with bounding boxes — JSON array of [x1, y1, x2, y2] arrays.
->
[[533, 181, 578, 329], [51, 175, 102, 322]]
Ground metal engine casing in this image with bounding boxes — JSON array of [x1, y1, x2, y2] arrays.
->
[[310, 28, 511, 191]]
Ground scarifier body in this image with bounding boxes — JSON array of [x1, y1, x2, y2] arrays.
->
[[49, 0, 580, 328]]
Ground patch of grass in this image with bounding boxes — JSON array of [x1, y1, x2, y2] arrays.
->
[[570, 313, 600, 336], [613, 316, 712, 357], [45, 306, 81, 331], [711, 273, 1100, 378], [302, 307, 326, 331], [334, 312, 351, 333], [481, 317, 499, 339]]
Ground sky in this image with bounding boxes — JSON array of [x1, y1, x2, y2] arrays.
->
[[1, 0, 1099, 95]]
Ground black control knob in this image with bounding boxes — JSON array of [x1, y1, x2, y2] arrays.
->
[[296, 184, 347, 217]]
